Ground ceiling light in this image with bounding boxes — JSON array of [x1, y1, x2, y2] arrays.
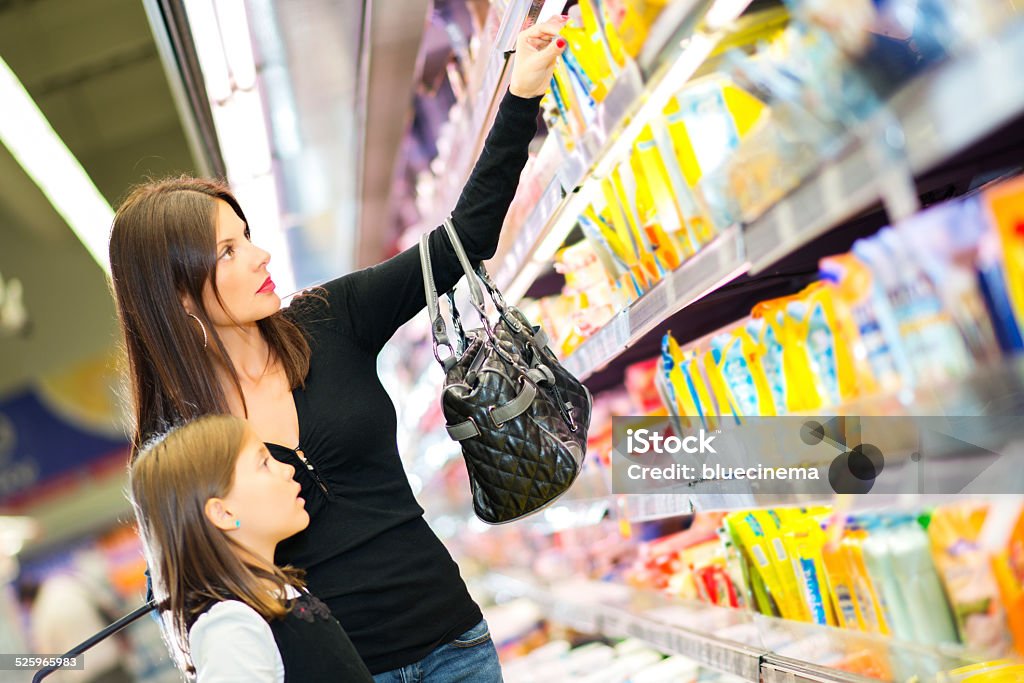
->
[[212, 88, 273, 179], [0, 57, 113, 273], [214, 0, 258, 91], [184, 0, 233, 102]]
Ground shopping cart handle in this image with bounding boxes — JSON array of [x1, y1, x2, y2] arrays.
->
[[31, 600, 158, 683]]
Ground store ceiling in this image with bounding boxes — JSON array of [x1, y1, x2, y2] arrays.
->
[[0, 0, 194, 396], [0, 0, 431, 553], [0, 0, 429, 398]]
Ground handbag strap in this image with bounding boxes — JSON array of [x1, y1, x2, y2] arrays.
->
[[420, 232, 458, 370], [441, 218, 488, 316], [441, 218, 520, 322]]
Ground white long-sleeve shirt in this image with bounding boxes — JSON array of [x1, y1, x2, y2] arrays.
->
[[187, 586, 300, 682]]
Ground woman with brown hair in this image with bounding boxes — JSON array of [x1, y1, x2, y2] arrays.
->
[[109, 18, 569, 683], [130, 414, 373, 682]]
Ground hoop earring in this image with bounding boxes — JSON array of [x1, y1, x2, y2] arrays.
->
[[187, 313, 208, 349]]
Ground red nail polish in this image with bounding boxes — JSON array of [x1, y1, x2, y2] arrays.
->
[[556, 37, 567, 49]]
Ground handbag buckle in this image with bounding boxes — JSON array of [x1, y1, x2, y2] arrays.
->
[[487, 404, 506, 429]]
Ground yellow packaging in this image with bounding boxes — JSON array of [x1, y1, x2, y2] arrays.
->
[[633, 130, 700, 261], [820, 253, 898, 395], [608, 0, 670, 58], [721, 83, 766, 137], [822, 538, 865, 630], [598, 176, 658, 294], [581, 207, 627, 271], [648, 118, 711, 253], [702, 346, 740, 425], [991, 506, 1024, 657], [783, 517, 839, 626], [725, 511, 781, 617], [662, 333, 703, 431], [550, 62, 587, 138], [611, 163, 667, 286], [751, 295, 822, 413], [929, 503, 1011, 654], [561, 13, 613, 103], [841, 529, 891, 635], [949, 660, 1024, 682], [682, 347, 721, 431], [702, 326, 776, 421], [663, 95, 703, 190], [578, 0, 625, 75], [785, 283, 861, 408], [630, 137, 688, 270], [665, 78, 763, 187], [745, 510, 812, 622], [592, 194, 636, 271], [594, 0, 630, 70]]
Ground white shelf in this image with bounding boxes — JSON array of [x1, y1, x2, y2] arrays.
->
[[761, 657, 881, 683], [483, 573, 973, 682], [484, 573, 765, 681]]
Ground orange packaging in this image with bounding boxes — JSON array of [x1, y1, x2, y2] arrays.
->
[[991, 507, 1024, 656]]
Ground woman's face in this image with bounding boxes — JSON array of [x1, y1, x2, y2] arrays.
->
[[221, 430, 309, 548], [202, 199, 280, 326]]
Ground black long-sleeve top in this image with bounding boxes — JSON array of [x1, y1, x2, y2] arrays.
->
[[271, 90, 540, 674]]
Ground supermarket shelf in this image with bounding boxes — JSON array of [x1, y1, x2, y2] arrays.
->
[[745, 16, 1024, 273], [484, 573, 765, 681], [617, 356, 1024, 522], [761, 657, 879, 683], [494, 4, 744, 302], [494, 16, 1024, 355], [483, 573, 970, 682], [426, 358, 1024, 534], [562, 227, 746, 380], [411, 0, 534, 228], [430, 497, 613, 539]]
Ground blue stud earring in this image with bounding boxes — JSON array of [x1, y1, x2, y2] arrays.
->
[[235, 519, 241, 528]]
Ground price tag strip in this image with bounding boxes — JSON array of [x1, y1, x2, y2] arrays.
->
[[761, 655, 880, 683]]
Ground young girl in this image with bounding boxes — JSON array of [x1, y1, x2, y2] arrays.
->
[[129, 414, 374, 682]]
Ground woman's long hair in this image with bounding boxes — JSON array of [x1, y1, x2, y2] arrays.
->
[[129, 414, 304, 673], [109, 176, 311, 459]]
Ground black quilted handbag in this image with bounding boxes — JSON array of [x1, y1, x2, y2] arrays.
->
[[420, 219, 592, 524]]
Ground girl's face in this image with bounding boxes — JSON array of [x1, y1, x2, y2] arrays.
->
[[202, 199, 281, 326], [219, 430, 308, 550]]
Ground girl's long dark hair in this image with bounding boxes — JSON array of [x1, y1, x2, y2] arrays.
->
[[129, 415, 305, 674], [109, 176, 311, 459]]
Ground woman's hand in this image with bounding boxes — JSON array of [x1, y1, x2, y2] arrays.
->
[[508, 16, 569, 99]]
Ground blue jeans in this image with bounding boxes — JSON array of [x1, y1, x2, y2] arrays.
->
[[372, 619, 503, 683]]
